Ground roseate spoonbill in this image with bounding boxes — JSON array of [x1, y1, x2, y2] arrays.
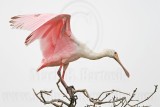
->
[[10, 14, 130, 78]]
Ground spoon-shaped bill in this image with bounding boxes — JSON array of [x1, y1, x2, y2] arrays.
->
[[114, 54, 130, 78]]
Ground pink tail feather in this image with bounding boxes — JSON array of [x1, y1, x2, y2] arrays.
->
[[37, 64, 46, 72]]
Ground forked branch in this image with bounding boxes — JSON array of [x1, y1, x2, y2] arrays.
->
[[33, 81, 158, 107]]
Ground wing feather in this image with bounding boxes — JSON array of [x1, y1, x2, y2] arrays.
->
[[10, 14, 57, 31], [39, 19, 64, 58], [11, 14, 76, 60]]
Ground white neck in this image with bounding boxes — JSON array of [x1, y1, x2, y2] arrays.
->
[[81, 49, 113, 60]]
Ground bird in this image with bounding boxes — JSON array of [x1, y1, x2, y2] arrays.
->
[[10, 13, 130, 79]]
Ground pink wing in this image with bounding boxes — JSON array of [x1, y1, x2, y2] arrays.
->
[[10, 14, 73, 59], [10, 14, 57, 31]]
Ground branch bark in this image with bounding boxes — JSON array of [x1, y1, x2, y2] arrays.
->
[[33, 78, 158, 107]]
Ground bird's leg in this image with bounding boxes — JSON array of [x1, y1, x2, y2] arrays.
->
[[62, 63, 69, 79], [56, 64, 77, 106], [57, 63, 68, 89], [62, 64, 75, 93], [62, 64, 78, 106]]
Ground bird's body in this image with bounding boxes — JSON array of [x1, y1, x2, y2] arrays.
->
[[10, 13, 130, 78]]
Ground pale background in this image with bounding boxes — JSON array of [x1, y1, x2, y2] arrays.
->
[[0, 0, 159, 107]]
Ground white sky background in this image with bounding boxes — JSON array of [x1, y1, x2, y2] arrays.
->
[[0, 0, 160, 106]]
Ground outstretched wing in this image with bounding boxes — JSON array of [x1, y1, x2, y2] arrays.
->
[[10, 14, 74, 59], [10, 14, 57, 31]]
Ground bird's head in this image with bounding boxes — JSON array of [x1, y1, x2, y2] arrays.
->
[[104, 49, 130, 78]]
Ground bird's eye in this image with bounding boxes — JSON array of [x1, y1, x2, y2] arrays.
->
[[114, 52, 117, 54]]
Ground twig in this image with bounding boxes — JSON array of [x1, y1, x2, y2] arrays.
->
[[123, 88, 137, 107], [132, 85, 158, 106], [33, 89, 69, 107]]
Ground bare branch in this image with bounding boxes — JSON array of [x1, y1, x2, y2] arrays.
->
[[33, 77, 158, 107], [133, 85, 158, 106], [123, 88, 137, 107], [33, 89, 69, 107]]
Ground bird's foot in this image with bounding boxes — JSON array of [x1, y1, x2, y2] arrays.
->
[[66, 85, 77, 106], [66, 85, 75, 96]]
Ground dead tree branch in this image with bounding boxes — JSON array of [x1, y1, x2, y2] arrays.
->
[[33, 83, 158, 107], [33, 69, 158, 107]]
